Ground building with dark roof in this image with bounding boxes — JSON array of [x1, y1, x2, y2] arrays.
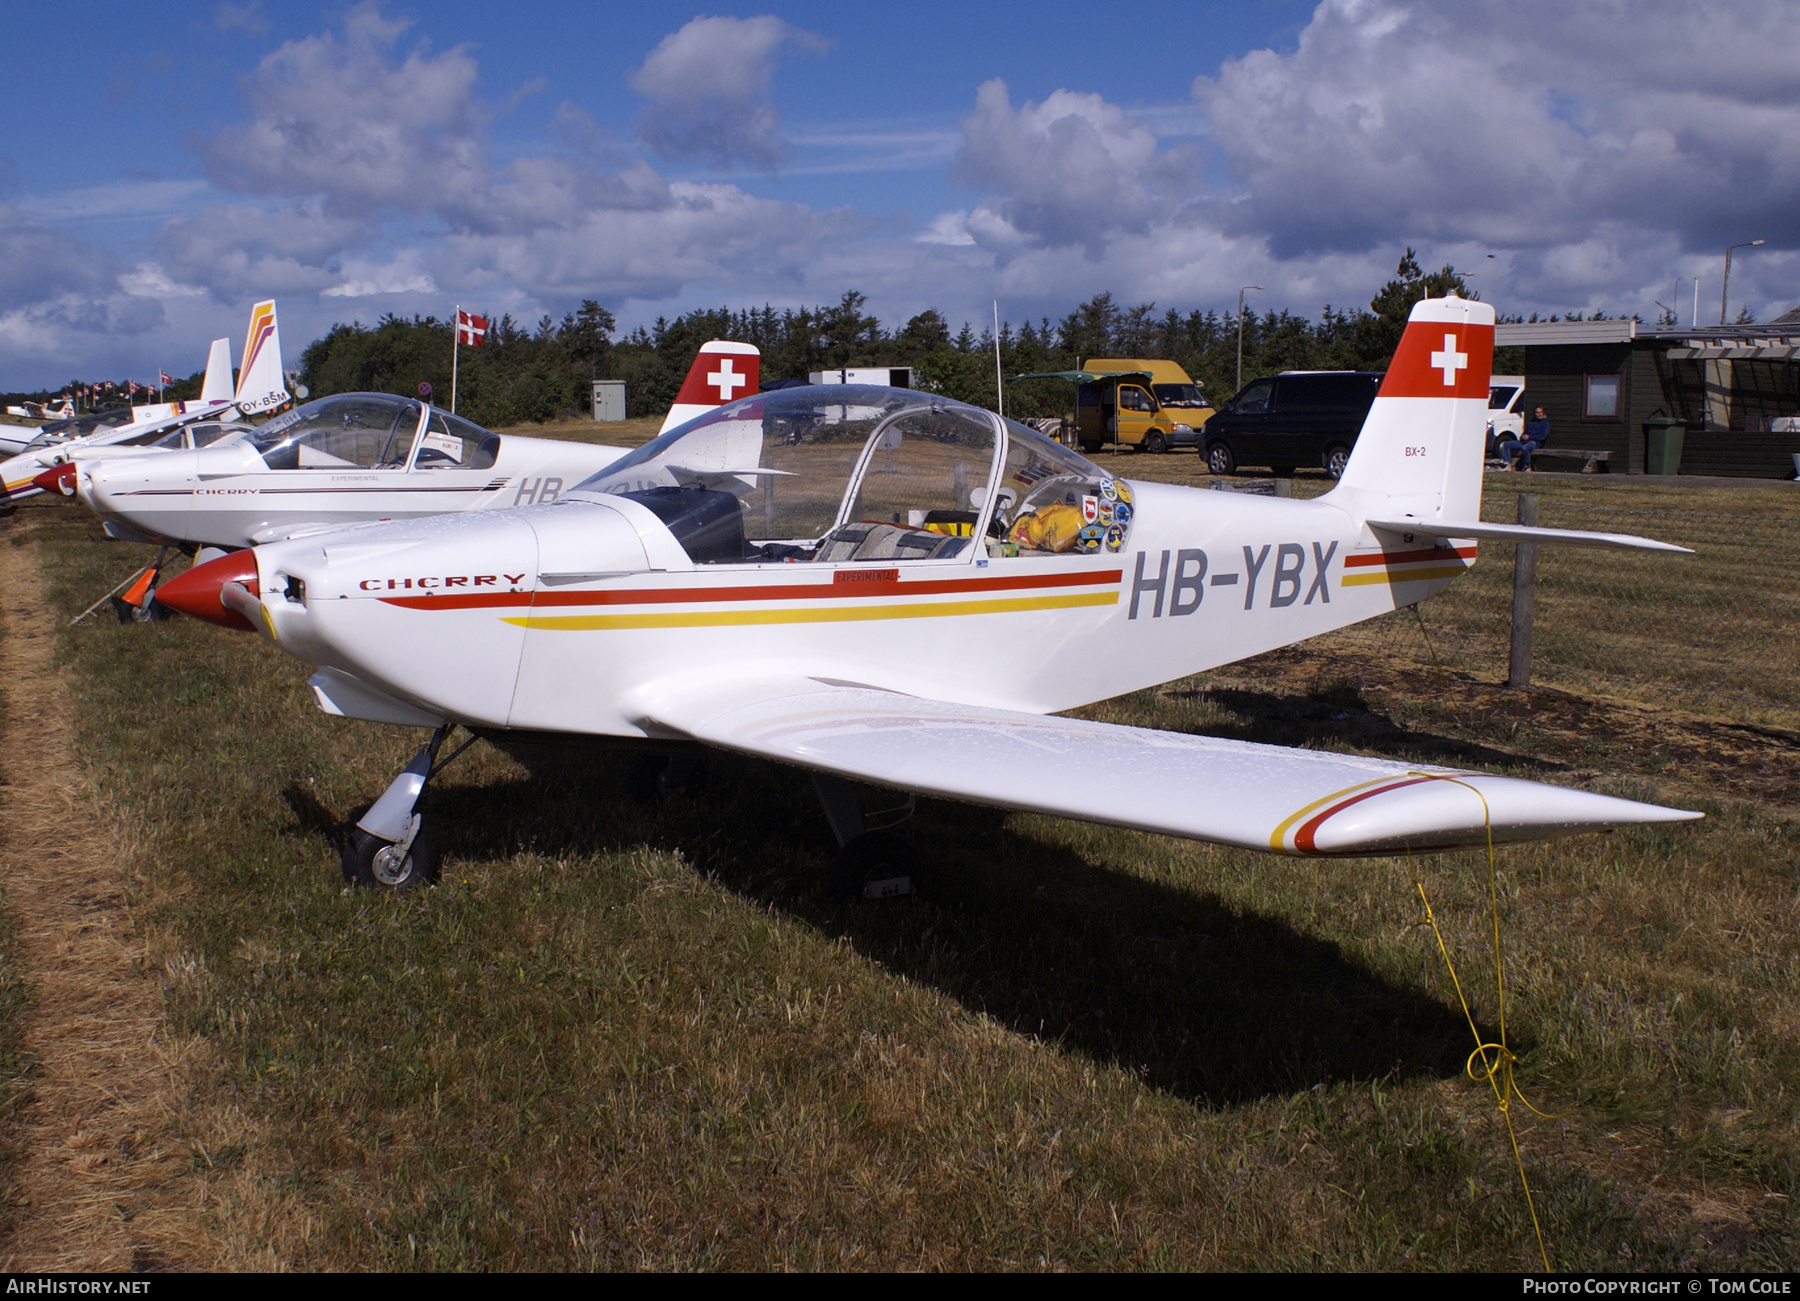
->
[[1496, 314, 1800, 477]]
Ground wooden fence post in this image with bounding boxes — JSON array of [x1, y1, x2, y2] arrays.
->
[[1508, 493, 1538, 688]]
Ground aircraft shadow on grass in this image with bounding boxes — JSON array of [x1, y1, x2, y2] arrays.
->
[[1164, 683, 1562, 775], [283, 736, 1503, 1110]]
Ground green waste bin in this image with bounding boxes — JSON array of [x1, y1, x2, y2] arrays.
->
[[1644, 414, 1686, 476]]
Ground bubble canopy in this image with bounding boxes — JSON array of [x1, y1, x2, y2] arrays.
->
[[570, 385, 1134, 565]]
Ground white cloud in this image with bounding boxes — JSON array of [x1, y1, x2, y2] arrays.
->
[[118, 263, 208, 299], [916, 211, 976, 246], [155, 203, 371, 297], [954, 79, 1172, 257], [1193, 0, 1800, 297], [204, 2, 488, 217], [630, 15, 827, 169], [322, 251, 438, 298]]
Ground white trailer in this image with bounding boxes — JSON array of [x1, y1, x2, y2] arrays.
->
[[807, 367, 913, 388]]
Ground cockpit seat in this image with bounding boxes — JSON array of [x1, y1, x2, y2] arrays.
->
[[815, 522, 967, 563]]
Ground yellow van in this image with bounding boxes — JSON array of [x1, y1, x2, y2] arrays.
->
[[1075, 359, 1214, 453]]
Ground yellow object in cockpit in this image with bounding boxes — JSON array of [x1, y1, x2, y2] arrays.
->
[[1008, 502, 1085, 553]]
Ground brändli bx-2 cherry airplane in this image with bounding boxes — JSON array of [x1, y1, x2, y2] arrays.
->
[[158, 297, 1700, 894], [62, 340, 761, 554]]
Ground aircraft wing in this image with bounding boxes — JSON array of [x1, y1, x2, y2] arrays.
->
[[636, 678, 1699, 856]]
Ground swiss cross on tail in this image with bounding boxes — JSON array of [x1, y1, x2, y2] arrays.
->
[[659, 339, 762, 435], [1377, 305, 1493, 399], [1331, 295, 1495, 517]]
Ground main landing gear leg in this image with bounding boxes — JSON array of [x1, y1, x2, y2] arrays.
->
[[811, 773, 914, 902], [344, 724, 479, 891]]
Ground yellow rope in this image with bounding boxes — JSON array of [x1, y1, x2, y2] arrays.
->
[[1411, 603, 1446, 682], [1403, 774, 1563, 1272]]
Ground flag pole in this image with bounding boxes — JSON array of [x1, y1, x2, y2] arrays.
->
[[451, 305, 459, 414], [993, 299, 1004, 418]]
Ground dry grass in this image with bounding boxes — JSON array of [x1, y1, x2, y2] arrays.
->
[[491, 415, 665, 451], [0, 530, 329, 1270], [0, 471, 1793, 1270], [0, 531, 213, 1269]]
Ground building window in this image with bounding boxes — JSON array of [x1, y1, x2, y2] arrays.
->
[[1585, 374, 1621, 419]]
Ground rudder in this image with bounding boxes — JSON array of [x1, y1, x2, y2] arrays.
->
[[1329, 295, 1494, 523], [236, 300, 291, 414]]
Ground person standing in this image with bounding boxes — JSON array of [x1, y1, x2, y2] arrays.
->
[[1500, 406, 1549, 471]]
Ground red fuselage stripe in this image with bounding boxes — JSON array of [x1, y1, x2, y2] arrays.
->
[[376, 567, 1126, 610], [1342, 546, 1478, 569]]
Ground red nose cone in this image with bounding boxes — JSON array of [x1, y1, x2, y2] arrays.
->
[[32, 464, 76, 497], [154, 550, 261, 632]]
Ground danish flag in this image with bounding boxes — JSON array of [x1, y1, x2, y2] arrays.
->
[[456, 310, 489, 347], [158, 370, 174, 387]]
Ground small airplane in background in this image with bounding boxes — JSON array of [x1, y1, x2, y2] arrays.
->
[[0, 306, 268, 457], [159, 298, 1701, 895], [4, 397, 76, 426], [66, 340, 761, 554], [0, 300, 284, 496]]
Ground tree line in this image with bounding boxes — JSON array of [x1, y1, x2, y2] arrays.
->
[[5, 250, 1529, 420]]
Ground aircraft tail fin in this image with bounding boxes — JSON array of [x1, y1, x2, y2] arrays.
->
[[198, 337, 233, 404], [659, 340, 760, 434], [235, 300, 290, 414], [1327, 295, 1493, 525]]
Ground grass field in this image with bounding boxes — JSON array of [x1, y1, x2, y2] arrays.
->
[[0, 450, 1795, 1269]]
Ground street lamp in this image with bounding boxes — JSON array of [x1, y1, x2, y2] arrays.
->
[[1720, 240, 1764, 325], [1236, 285, 1263, 392]]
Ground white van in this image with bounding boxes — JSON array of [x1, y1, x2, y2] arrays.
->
[[1487, 374, 1525, 455]]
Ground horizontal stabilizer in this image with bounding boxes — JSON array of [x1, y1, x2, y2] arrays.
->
[[637, 677, 1699, 857], [1368, 519, 1691, 553]]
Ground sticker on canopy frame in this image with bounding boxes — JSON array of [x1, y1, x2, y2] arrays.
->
[[1104, 524, 1125, 553], [1114, 481, 1134, 506], [1099, 479, 1118, 502], [1081, 496, 1099, 524], [1076, 524, 1107, 554]]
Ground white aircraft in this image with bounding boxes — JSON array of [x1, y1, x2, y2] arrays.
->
[[0, 324, 252, 459], [70, 341, 758, 551], [156, 298, 1700, 894], [0, 303, 277, 498], [3, 398, 75, 428]]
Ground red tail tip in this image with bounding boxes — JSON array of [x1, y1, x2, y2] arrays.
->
[[154, 550, 260, 632]]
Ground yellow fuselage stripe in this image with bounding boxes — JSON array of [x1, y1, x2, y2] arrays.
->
[[503, 590, 1118, 631], [1340, 564, 1470, 587]]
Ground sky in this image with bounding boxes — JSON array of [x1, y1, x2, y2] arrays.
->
[[3, 0, 1799, 389]]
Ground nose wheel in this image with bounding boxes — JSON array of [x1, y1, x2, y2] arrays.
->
[[343, 821, 440, 891], [343, 723, 477, 892]]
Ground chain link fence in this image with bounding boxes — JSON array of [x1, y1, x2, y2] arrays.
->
[[1309, 488, 1800, 720]]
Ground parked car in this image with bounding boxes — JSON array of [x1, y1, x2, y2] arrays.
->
[[1199, 370, 1384, 478]]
